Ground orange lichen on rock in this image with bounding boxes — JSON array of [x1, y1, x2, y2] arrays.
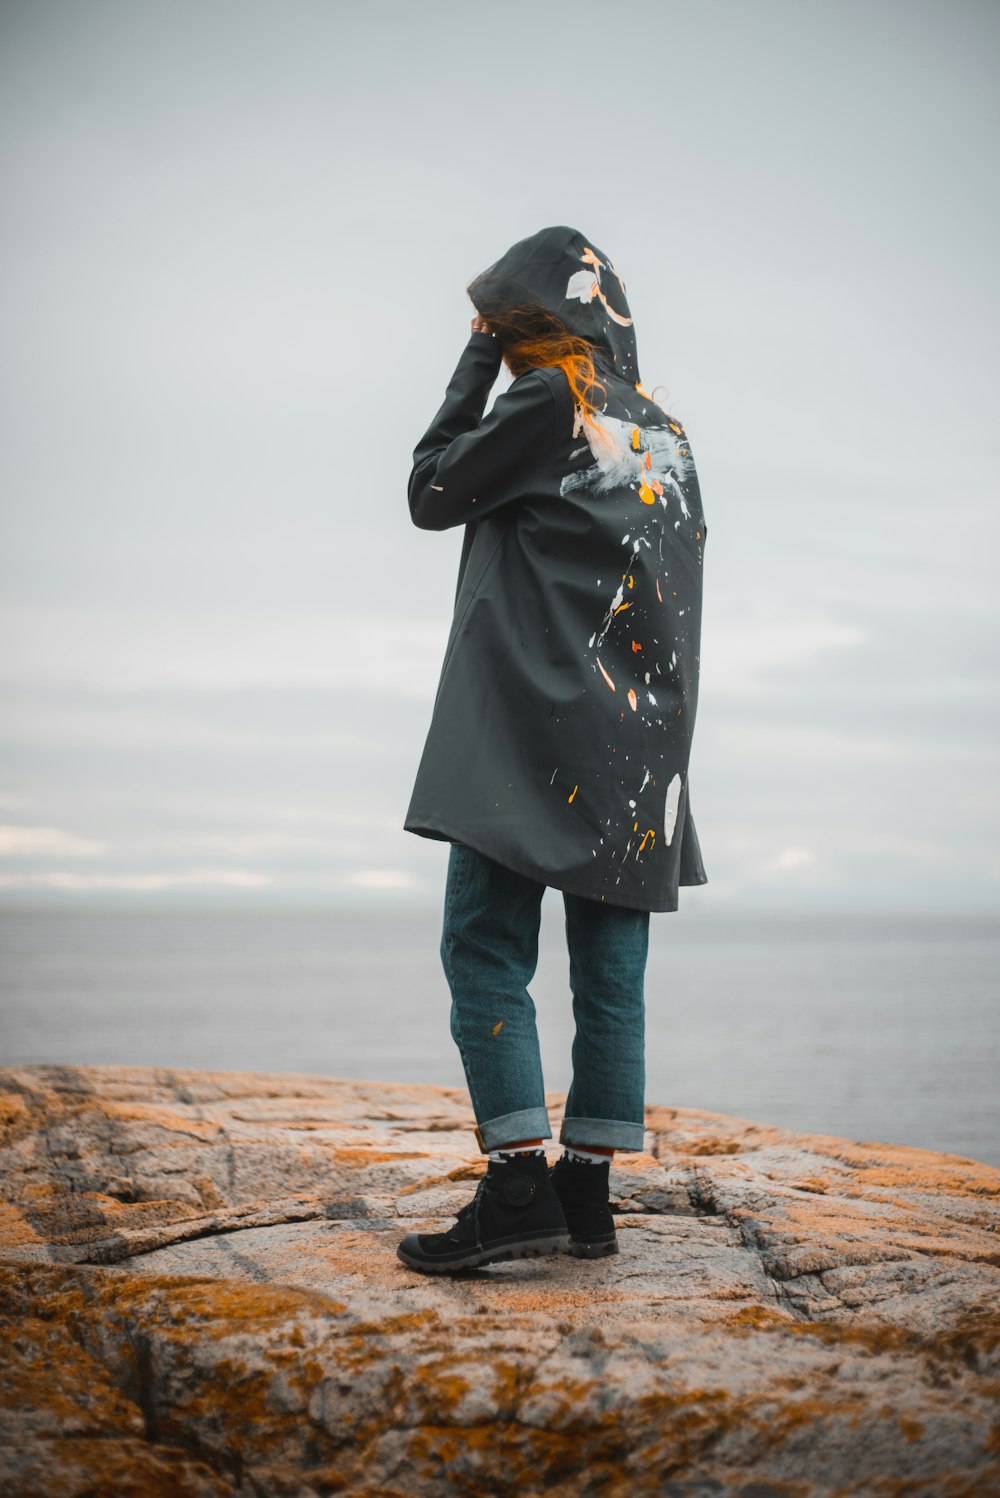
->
[[1, 1065, 999, 1496]]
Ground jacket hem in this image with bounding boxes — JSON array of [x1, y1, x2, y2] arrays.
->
[[403, 815, 700, 914]]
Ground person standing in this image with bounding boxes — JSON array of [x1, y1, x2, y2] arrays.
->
[[396, 226, 708, 1274]]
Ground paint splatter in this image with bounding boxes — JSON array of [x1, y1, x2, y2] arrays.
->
[[664, 772, 682, 845], [491, 1021, 504, 1037], [627, 689, 638, 712], [564, 248, 634, 328], [560, 412, 693, 502], [566, 269, 600, 304], [596, 658, 616, 691], [568, 784, 579, 803]]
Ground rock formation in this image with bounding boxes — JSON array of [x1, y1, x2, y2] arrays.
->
[[1, 1065, 998, 1496]]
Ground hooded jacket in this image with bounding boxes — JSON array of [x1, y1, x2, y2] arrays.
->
[[403, 225, 708, 913]]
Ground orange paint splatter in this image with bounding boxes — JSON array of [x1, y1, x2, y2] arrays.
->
[[614, 601, 631, 615], [651, 480, 663, 496], [644, 451, 652, 470], [568, 784, 579, 803], [632, 641, 642, 653], [492, 1020, 504, 1036], [597, 290, 632, 327], [596, 659, 616, 691], [627, 689, 638, 712], [668, 421, 683, 434], [638, 480, 655, 504], [638, 828, 656, 852], [631, 427, 640, 450], [656, 578, 663, 602]]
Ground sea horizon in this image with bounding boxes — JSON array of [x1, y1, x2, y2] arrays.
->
[[2, 902, 997, 1170]]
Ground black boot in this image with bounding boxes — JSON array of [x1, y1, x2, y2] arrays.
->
[[396, 1151, 572, 1274], [549, 1153, 619, 1258]]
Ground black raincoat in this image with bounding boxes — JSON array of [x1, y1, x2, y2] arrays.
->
[[404, 226, 708, 913]]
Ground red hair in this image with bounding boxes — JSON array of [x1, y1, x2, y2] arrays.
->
[[467, 295, 607, 437]]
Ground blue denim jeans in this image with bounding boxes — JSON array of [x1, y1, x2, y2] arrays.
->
[[439, 842, 649, 1153]]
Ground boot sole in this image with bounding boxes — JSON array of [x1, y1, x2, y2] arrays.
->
[[569, 1235, 619, 1259], [396, 1231, 573, 1274]]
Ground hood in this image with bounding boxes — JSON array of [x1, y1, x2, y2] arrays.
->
[[468, 225, 640, 385]]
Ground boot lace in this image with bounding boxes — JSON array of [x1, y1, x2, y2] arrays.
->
[[449, 1173, 489, 1246]]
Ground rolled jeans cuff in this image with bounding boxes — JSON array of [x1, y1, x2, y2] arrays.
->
[[560, 1116, 647, 1152], [474, 1106, 552, 1154]]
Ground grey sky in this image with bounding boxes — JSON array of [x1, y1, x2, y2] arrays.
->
[[1, 0, 997, 909]]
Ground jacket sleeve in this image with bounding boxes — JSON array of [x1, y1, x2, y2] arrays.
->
[[408, 333, 556, 532]]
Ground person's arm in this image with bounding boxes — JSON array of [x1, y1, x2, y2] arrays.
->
[[408, 332, 556, 532]]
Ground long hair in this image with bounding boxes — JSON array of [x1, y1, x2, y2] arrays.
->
[[466, 286, 607, 437]]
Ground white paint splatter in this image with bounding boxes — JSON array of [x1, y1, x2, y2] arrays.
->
[[664, 772, 682, 846], [560, 413, 693, 501], [566, 269, 599, 303]]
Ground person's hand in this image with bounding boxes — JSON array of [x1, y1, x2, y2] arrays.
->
[[471, 314, 495, 337]]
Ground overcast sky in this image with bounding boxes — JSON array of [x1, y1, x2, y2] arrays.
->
[[1, 0, 997, 911]]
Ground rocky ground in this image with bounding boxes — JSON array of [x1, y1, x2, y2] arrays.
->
[[1, 1064, 998, 1496]]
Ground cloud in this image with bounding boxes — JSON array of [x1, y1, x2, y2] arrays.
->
[[0, 824, 107, 857], [342, 869, 417, 891], [0, 606, 450, 698], [0, 869, 272, 890], [700, 613, 868, 695], [168, 832, 327, 855], [762, 846, 818, 875]]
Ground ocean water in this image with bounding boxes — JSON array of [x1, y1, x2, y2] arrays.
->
[[0, 903, 997, 1168]]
